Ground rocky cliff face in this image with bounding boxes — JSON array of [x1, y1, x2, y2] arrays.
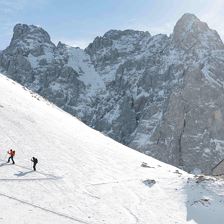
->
[[1, 13, 224, 174]]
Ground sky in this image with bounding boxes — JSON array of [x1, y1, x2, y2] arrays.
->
[[0, 0, 224, 50]]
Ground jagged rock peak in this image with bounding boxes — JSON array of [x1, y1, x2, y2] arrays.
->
[[57, 41, 67, 49], [172, 13, 224, 50], [86, 29, 151, 55], [176, 13, 200, 26], [173, 13, 207, 36], [103, 29, 151, 39], [11, 23, 53, 46]]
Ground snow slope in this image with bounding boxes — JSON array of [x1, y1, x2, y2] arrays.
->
[[0, 74, 224, 224]]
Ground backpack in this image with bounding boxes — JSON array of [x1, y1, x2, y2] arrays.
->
[[12, 151, 15, 156], [34, 158, 38, 163]]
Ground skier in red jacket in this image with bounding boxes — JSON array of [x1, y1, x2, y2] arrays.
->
[[7, 149, 15, 164]]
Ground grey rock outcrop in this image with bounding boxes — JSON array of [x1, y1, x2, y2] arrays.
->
[[1, 14, 224, 174]]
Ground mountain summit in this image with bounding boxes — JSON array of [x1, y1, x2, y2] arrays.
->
[[1, 14, 224, 174], [172, 13, 224, 50], [12, 24, 52, 45]]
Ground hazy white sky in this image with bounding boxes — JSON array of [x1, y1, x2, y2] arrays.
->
[[0, 0, 224, 49]]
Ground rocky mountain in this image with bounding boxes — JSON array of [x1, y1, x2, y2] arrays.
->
[[1, 13, 224, 174]]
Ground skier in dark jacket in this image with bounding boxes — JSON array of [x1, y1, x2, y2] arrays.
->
[[7, 149, 15, 164], [31, 157, 38, 171]]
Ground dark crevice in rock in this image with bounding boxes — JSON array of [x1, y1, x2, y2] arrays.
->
[[178, 111, 186, 167]]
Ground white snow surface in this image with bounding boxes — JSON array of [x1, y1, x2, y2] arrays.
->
[[0, 74, 224, 223]]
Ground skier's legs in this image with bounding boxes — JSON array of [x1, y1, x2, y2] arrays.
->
[[11, 157, 15, 164], [33, 163, 36, 171], [7, 156, 12, 163]]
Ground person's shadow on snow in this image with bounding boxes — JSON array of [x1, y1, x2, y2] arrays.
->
[[14, 171, 33, 177]]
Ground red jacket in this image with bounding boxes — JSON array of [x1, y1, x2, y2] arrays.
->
[[8, 150, 15, 157]]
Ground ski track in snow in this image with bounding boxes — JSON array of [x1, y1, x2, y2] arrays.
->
[[0, 192, 90, 224]]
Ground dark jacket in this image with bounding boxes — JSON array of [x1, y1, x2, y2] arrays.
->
[[31, 157, 38, 164]]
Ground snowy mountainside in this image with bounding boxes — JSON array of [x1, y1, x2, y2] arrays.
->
[[0, 24, 104, 120], [1, 73, 224, 223], [1, 13, 224, 174]]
